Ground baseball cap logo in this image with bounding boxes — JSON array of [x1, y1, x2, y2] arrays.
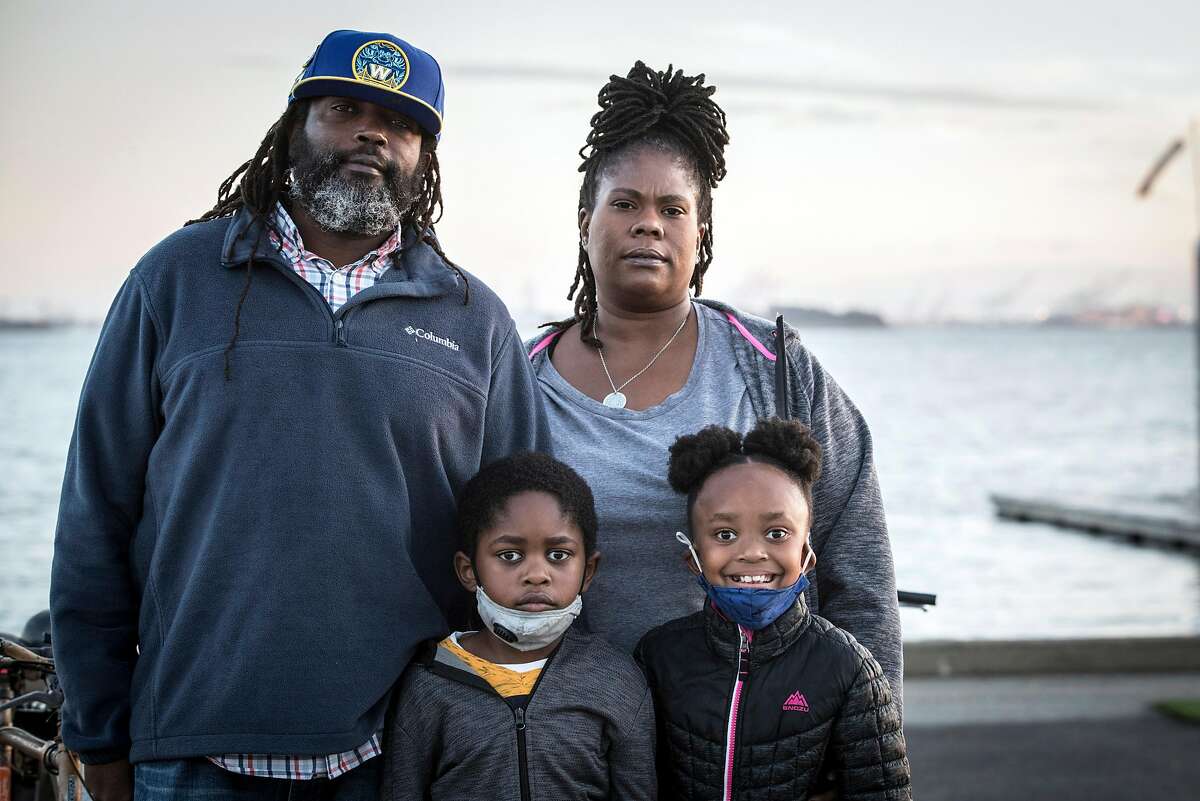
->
[[353, 40, 410, 91]]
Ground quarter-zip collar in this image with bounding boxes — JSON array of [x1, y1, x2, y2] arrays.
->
[[219, 207, 461, 301], [704, 593, 811, 667]]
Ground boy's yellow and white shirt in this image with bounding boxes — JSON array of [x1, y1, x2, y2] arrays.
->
[[439, 632, 546, 698]]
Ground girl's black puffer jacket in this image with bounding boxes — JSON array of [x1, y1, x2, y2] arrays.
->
[[635, 597, 910, 801]]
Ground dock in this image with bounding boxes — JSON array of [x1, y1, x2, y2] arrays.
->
[[990, 492, 1200, 551]]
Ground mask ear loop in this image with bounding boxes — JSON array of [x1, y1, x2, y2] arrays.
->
[[799, 538, 816, 577], [468, 552, 486, 595], [675, 531, 704, 573]]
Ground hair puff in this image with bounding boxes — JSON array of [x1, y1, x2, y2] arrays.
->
[[668, 419, 823, 512], [742, 418, 822, 486], [667, 425, 744, 494]]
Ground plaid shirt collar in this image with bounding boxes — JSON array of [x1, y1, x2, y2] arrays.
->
[[269, 202, 401, 276], [267, 203, 403, 312]]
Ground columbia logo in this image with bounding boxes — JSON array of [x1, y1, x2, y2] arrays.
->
[[782, 691, 809, 713], [405, 325, 461, 352]]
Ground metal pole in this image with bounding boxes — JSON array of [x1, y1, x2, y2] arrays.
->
[[1133, 123, 1200, 504], [1190, 118, 1200, 501], [1190, 119, 1200, 230]]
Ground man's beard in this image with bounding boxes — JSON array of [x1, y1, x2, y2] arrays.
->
[[287, 134, 424, 237]]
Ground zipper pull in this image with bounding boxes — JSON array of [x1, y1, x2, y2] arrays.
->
[[514, 706, 526, 731], [738, 626, 750, 654], [335, 319, 346, 346]]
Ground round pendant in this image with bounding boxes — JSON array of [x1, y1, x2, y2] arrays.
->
[[602, 391, 627, 409]]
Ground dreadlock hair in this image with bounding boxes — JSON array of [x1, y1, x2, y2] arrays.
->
[[187, 99, 466, 380], [668, 419, 823, 521], [547, 61, 730, 348]]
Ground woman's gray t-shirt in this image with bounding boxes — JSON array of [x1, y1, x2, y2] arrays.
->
[[534, 302, 758, 652]]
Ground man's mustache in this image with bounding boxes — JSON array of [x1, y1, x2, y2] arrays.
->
[[324, 149, 401, 182]]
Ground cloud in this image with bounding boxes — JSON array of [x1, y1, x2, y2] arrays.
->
[[448, 62, 1110, 112]]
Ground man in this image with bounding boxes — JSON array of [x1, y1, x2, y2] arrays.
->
[[49, 30, 547, 800]]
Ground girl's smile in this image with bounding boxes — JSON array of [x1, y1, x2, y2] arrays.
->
[[690, 462, 812, 590], [726, 574, 779, 585]]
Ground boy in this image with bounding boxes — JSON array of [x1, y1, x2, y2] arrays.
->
[[385, 452, 656, 800]]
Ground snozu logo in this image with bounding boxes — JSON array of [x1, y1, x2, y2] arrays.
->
[[405, 325, 461, 352], [782, 691, 810, 713]]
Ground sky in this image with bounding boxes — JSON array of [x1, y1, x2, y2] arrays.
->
[[2, 0, 1199, 323]]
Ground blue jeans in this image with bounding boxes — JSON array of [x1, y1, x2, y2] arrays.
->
[[133, 757, 381, 801]]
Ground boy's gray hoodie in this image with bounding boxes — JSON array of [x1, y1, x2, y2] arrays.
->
[[385, 627, 656, 801]]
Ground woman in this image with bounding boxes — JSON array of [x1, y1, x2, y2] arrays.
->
[[526, 62, 903, 708]]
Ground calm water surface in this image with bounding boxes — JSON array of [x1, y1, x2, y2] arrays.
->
[[2, 325, 1197, 641]]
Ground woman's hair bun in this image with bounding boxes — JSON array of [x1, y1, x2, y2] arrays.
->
[[668, 425, 743, 494], [742, 418, 822, 485]]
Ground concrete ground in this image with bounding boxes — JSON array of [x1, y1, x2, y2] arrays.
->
[[904, 673, 1200, 800]]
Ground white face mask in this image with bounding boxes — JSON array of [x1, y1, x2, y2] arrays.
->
[[475, 586, 583, 652]]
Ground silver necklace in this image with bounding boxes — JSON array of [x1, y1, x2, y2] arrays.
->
[[597, 311, 690, 409]]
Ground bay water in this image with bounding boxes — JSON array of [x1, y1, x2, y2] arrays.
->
[[2, 324, 1196, 641]]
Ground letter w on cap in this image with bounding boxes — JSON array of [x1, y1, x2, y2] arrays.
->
[[367, 64, 393, 81]]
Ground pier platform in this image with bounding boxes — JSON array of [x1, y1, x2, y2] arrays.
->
[[991, 492, 1200, 551]]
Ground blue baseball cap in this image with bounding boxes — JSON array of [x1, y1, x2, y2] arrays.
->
[[289, 30, 445, 138]]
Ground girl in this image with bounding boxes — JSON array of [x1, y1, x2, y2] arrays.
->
[[636, 419, 910, 801]]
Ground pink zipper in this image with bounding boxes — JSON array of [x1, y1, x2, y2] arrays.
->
[[722, 627, 753, 801], [527, 330, 561, 360], [724, 313, 777, 362]]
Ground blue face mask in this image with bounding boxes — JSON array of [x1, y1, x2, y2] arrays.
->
[[676, 532, 813, 630]]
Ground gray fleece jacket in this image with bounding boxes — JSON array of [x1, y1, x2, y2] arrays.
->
[[526, 299, 903, 714], [385, 627, 656, 801]]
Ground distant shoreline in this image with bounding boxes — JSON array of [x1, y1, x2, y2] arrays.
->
[[3, 315, 1191, 334], [0, 319, 78, 331]]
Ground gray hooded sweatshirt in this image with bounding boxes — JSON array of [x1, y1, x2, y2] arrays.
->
[[526, 299, 903, 715], [385, 627, 656, 801]]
